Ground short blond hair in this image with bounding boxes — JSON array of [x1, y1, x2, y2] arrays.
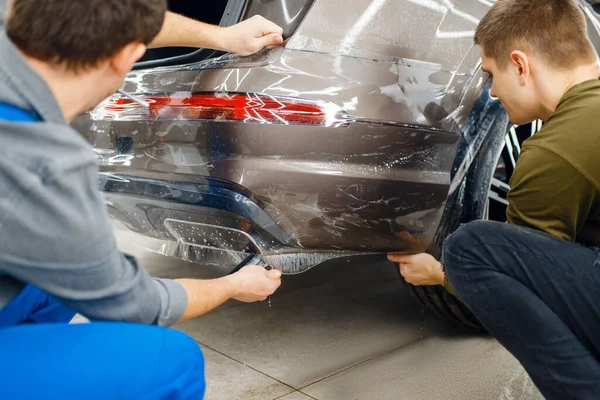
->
[[474, 0, 596, 69]]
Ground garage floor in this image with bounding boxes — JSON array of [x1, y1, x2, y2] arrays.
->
[[117, 229, 543, 400]]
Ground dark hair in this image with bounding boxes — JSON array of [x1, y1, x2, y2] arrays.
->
[[474, 0, 596, 69], [6, 0, 167, 71]]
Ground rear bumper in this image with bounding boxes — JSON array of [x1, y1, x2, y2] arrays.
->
[[102, 173, 427, 274]]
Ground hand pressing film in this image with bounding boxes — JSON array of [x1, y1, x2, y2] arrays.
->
[[230, 263, 282, 303], [387, 252, 445, 286], [221, 15, 284, 56]]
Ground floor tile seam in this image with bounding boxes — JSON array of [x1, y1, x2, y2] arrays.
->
[[197, 340, 298, 391], [272, 391, 318, 400], [295, 332, 435, 391]]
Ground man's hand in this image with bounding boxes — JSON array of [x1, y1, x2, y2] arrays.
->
[[229, 265, 282, 302], [221, 15, 284, 56], [150, 13, 284, 56], [387, 252, 445, 286], [176, 265, 282, 322]]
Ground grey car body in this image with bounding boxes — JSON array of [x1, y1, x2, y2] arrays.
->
[[72, 0, 600, 281]]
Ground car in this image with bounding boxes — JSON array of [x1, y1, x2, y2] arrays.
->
[[72, 0, 600, 328]]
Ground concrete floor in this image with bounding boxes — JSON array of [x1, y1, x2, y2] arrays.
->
[[117, 229, 543, 400]]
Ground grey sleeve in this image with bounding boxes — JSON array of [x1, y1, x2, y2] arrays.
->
[[0, 0, 7, 26], [0, 155, 187, 327]]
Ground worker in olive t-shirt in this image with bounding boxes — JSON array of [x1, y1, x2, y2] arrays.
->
[[388, 1, 600, 399]]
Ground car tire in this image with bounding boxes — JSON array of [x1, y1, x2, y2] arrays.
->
[[399, 121, 541, 330], [400, 273, 484, 329]]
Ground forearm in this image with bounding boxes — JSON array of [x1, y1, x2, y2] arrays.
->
[[175, 276, 237, 323], [149, 11, 225, 50]]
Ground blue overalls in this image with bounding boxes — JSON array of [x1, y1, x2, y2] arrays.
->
[[0, 103, 206, 399]]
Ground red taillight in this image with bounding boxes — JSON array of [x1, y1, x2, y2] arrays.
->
[[93, 92, 348, 127]]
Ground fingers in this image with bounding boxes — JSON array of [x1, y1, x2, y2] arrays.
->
[[232, 265, 282, 302], [399, 263, 410, 279], [269, 33, 284, 45], [264, 271, 282, 298], [267, 269, 282, 279], [398, 262, 406, 273], [270, 278, 282, 293], [398, 263, 417, 285], [255, 33, 283, 52], [387, 253, 412, 263], [387, 251, 428, 263], [387, 254, 400, 262]]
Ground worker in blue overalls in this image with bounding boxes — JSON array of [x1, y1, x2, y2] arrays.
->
[[0, 1, 283, 398]]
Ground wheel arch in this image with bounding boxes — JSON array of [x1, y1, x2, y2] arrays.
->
[[428, 73, 511, 257]]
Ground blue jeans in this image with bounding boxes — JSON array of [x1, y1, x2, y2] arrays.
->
[[0, 286, 205, 399], [444, 221, 600, 400]]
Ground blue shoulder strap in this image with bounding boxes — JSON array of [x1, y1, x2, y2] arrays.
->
[[0, 103, 38, 122]]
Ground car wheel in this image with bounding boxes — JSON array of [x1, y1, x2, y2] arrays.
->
[[487, 120, 542, 221], [400, 121, 542, 330], [400, 271, 484, 329]]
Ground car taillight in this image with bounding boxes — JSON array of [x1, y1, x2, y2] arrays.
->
[[92, 92, 349, 127]]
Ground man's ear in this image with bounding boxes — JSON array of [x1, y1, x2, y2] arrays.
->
[[510, 50, 531, 85], [109, 43, 147, 76]]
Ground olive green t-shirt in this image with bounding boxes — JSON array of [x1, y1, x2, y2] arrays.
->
[[443, 79, 600, 295], [507, 79, 600, 247]]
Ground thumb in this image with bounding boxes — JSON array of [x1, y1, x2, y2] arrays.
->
[[387, 253, 410, 263], [257, 33, 283, 48], [267, 269, 282, 279]]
